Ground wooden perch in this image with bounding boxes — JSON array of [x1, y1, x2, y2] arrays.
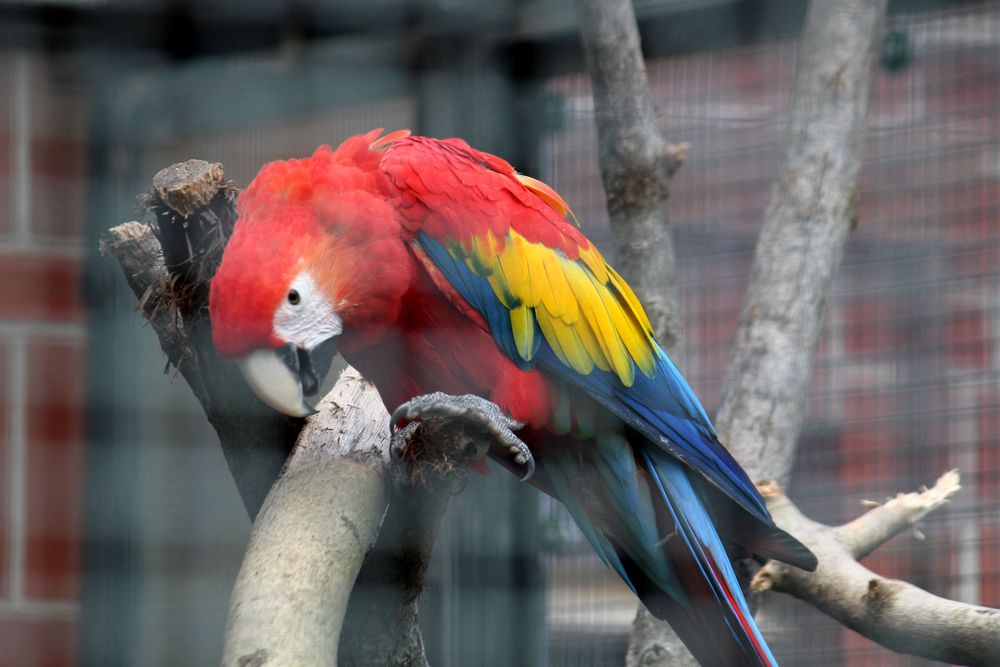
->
[[222, 368, 392, 667], [220, 368, 466, 667], [102, 160, 462, 667], [752, 471, 1000, 666]]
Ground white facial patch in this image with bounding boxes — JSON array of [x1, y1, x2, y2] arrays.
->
[[273, 270, 343, 350]]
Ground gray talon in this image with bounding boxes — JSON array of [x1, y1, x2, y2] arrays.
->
[[390, 392, 535, 481]]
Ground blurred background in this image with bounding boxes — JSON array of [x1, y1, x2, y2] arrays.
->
[[0, 0, 998, 664]]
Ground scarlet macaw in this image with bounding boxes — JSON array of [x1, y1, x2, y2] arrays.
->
[[209, 129, 816, 666]]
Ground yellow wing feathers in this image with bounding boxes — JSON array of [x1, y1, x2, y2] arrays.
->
[[453, 229, 658, 387]]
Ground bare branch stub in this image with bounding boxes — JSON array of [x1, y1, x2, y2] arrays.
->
[[153, 159, 225, 218], [835, 469, 961, 559], [147, 159, 237, 310], [100, 222, 185, 368]]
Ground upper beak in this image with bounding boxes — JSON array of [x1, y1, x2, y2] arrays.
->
[[237, 337, 339, 418]]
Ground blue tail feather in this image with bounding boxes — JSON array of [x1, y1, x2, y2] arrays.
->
[[545, 448, 634, 590], [642, 448, 778, 666], [592, 433, 672, 588], [545, 437, 780, 666]]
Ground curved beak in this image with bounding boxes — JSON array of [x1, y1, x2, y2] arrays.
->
[[237, 338, 339, 418]]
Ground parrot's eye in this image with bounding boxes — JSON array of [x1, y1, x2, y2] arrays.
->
[[287, 289, 301, 305]]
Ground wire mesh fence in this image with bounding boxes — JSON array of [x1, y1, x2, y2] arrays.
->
[[539, 2, 1000, 664], [5, 1, 999, 665]]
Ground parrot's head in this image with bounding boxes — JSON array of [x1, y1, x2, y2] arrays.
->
[[209, 145, 412, 417]]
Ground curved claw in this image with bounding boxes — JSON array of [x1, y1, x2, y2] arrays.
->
[[491, 424, 535, 482], [390, 392, 535, 481], [514, 445, 535, 482]]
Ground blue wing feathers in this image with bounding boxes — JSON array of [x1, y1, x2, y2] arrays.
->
[[416, 232, 788, 666], [419, 233, 531, 369], [417, 232, 769, 520], [592, 433, 675, 591], [642, 448, 777, 666], [544, 449, 635, 590]]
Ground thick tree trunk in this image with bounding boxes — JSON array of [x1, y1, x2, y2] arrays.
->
[[714, 0, 887, 485]]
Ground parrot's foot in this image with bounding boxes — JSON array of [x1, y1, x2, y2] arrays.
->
[[391, 392, 534, 482]]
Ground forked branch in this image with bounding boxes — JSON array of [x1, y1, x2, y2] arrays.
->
[[753, 471, 1000, 666]]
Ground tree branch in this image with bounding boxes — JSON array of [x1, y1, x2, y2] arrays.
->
[[575, 0, 685, 355], [103, 162, 458, 667], [337, 426, 461, 667], [715, 0, 888, 485], [103, 163, 302, 518], [752, 471, 1000, 666], [836, 469, 961, 559], [221, 368, 392, 667], [574, 0, 694, 662]]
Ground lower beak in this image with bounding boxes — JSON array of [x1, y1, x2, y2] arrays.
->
[[237, 338, 338, 418]]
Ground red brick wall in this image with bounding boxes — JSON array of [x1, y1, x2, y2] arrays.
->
[[0, 52, 86, 667]]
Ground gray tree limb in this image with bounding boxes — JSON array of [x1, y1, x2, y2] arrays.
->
[[575, 0, 687, 356], [217, 367, 467, 667], [221, 368, 392, 667], [574, 0, 693, 661], [102, 173, 301, 519], [752, 471, 1000, 666], [836, 470, 963, 560], [714, 0, 888, 485], [103, 163, 453, 667], [219, 380, 474, 667]]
